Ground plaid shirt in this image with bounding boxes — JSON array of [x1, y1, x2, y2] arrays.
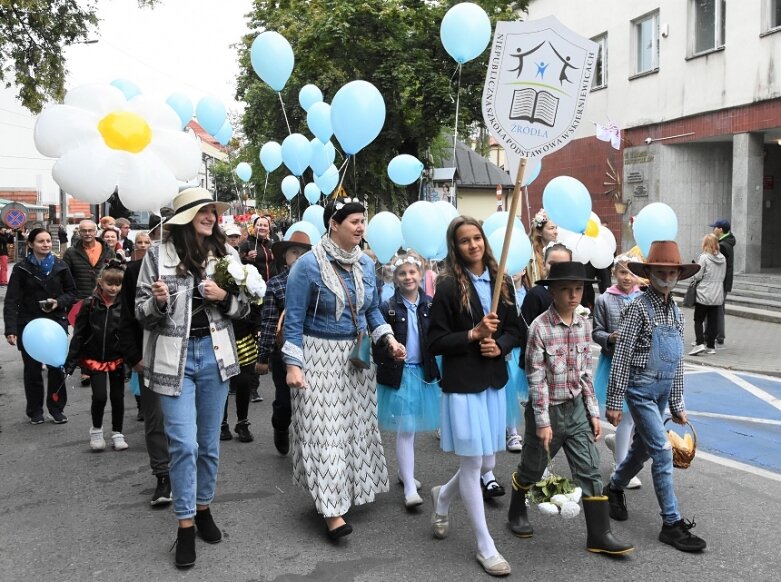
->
[[607, 286, 685, 414], [525, 305, 599, 428], [257, 268, 288, 364]]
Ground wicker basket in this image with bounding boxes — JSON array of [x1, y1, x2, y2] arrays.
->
[[664, 418, 697, 469]]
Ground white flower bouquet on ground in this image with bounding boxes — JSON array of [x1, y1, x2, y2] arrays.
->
[[528, 471, 582, 519], [211, 256, 266, 305]]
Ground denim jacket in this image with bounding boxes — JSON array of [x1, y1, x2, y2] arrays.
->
[[282, 252, 391, 369]]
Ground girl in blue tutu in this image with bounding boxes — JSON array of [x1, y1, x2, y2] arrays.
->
[[376, 252, 442, 509], [592, 255, 642, 488], [428, 216, 521, 577]]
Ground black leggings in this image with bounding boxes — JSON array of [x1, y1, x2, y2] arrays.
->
[[90, 369, 125, 432], [223, 366, 256, 424]]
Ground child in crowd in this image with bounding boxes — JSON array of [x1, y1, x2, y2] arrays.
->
[[256, 230, 312, 455], [66, 260, 128, 451], [592, 255, 643, 488], [375, 252, 441, 509], [507, 261, 633, 556], [428, 216, 520, 577], [129, 231, 152, 422]]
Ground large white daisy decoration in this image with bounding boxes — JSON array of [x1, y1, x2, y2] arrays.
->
[[34, 83, 202, 211]]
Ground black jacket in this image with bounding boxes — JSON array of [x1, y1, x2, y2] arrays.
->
[[62, 239, 115, 299], [239, 236, 276, 282], [719, 232, 736, 292], [65, 291, 124, 373], [118, 258, 144, 367], [518, 285, 552, 356], [428, 274, 521, 394], [374, 288, 440, 388], [3, 256, 77, 340]]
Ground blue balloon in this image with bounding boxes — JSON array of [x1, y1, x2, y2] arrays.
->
[[431, 238, 448, 262], [303, 182, 321, 205], [299, 84, 323, 112], [22, 318, 68, 367], [402, 201, 444, 259], [330, 80, 386, 155], [214, 121, 233, 146], [259, 141, 283, 172], [366, 212, 403, 264], [482, 211, 524, 237], [387, 154, 424, 186], [281, 175, 300, 201], [250, 31, 294, 92], [285, 220, 321, 244], [314, 164, 339, 195], [310, 138, 336, 175], [111, 78, 141, 100], [281, 133, 312, 176], [195, 96, 226, 136], [633, 202, 678, 258], [307, 102, 333, 144], [487, 227, 533, 275], [302, 205, 326, 236], [166, 92, 193, 129], [522, 158, 542, 187], [235, 162, 252, 182], [542, 176, 592, 233], [440, 3, 492, 64]]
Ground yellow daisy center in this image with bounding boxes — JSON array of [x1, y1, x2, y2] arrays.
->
[[98, 111, 152, 153], [584, 219, 599, 237]]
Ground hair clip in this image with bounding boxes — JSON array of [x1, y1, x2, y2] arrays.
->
[[390, 255, 422, 271], [532, 208, 549, 229]]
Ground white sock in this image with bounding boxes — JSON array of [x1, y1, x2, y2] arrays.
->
[[459, 455, 498, 558], [481, 470, 496, 486], [506, 426, 518, 436], [615, 415, 635, 466], [396, 431, 417, 497]]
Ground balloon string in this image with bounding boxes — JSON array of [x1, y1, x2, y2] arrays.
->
[[278, 93, 292, 135], [334, 156, 351, 199], [452, 64, 462, 163], [262, 174, 268, 207]]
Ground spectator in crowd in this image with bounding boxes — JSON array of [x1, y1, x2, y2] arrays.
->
[[709, 219, 735, 345], [0, 226, 14, 285], [240, 215, 276, 281], [689, 234, 726, 356], [57, 224, 69, 255], [114, 217, 134, 258]]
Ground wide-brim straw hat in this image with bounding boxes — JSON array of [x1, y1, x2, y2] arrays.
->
[[535, 261, 599, 286], [165, 187, 231, 227], [271, 230, 312, 258], [627, 240, 700, 280]]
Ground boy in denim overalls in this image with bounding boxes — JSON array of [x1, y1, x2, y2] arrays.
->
[[604, 241, 707, 553]]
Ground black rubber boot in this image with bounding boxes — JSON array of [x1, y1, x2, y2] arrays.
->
[[174, 526, 196, 568], [582, 496, 634, 555], [194, 507, 222, 544], [603, 484, 628, 521], [507, 472, 533, 538]]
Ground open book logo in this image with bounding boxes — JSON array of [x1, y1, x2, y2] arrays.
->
[[482, 17, 599, 166]]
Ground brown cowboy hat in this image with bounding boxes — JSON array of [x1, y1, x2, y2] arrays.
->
[[271, 229, 312, 259], [628, 240, 700, 280]]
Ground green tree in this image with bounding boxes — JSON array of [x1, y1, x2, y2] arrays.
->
[[237, 0, 527, 214], [0, 0, 157, 113]]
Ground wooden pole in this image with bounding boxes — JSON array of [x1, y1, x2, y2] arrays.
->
[[490, 157, 528, 314]]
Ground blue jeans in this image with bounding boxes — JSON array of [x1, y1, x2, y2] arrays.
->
[[159, 337, 229, 520]]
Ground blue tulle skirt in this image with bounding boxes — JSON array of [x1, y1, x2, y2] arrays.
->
[[505, 347, 529, 426], [129, 371, 141, 397], [440, 387, 507, 456], [594, 353, 628, 413], [377, 364, 441, 433]]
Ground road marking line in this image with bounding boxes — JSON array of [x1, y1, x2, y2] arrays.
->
[[697, 451, 781, 483], [687, 410, 781, 426], [719, 370, 781, 413]]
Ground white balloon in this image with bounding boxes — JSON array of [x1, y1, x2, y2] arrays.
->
[[591, 240, 615, 269], [52, 144, 118, 204], [118, 151, 179, 211], [127, 95, 182, 131], [148, 129, 202, 181], [64, 83, 126, 115], [598, 223, 617, 253], [34, 105, 98, 158]]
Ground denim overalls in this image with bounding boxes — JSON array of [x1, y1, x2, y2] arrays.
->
[[611, 294, 683, 525]]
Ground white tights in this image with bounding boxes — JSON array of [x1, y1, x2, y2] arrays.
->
[[615, 414, 635, 466], [396, 431, 417, 497], [436, 454, 498, 558]]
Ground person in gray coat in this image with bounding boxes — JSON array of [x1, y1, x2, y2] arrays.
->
[[689, 234, 726, 356]]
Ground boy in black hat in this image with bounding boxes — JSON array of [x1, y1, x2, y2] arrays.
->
[[507, 261, 633, 556]]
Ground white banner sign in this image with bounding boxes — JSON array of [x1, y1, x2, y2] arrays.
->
[[482, 17, 599, 168]]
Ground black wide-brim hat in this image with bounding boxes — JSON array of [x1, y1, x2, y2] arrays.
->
[[536, 261, 599, 286]]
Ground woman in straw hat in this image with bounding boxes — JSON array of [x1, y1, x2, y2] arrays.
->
[[135, 187, 250, 568], [603, 240, 707, 553]]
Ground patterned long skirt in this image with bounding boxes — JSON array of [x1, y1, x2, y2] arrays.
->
[[290, 335, 389, 517]]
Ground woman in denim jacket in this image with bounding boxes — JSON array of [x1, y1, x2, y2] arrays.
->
[[283, 197, 406, 540]]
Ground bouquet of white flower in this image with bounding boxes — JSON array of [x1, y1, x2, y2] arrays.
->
[[211, 256, 266, 305], [528, 471, 582, 520]]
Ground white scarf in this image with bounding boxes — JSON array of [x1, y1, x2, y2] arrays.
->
[[313, 236, 365, 321]]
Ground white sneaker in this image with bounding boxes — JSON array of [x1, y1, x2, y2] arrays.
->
[[111, 432, 129, 451], [706, 348, 716, 355], [506, 433, 523, 452], [689, 344, 706, 356], [89, 427, 106, 451], [604, 433, 616, 454], [691, 341, 698, 347], [626, 476, 642, 489]]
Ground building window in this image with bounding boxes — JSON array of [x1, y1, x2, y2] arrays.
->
[[591, 33, 607, 89], [762, 0, 781, 32], [633, 11, 659, 75], [691, 0, 726, 54]]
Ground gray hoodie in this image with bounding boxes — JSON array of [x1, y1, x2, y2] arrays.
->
[[692, 252, 726, 306]]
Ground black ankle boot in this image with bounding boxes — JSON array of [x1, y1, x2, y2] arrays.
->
[[174, 526, 196, 568], [507, 472, 533, 538], [582, 496, 634, 555], [194, 507, 222, 544], [234, 420, 254, 443], [273, 426, 290, 455], [603, 484, 628, 521]]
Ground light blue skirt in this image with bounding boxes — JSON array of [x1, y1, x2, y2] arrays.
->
[[505, 347, 529, 426], [440, 387, 507, 456], [129, 371, 141, 397], [377, 364, 442, 433], [594, 353, 628, 413]]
